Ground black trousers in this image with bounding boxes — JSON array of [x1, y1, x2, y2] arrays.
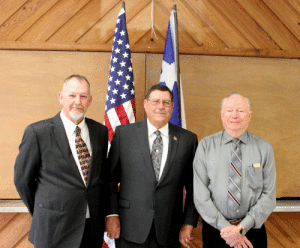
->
[[202, 220, 267, 248], [80, 219, 93, 248], [115, 223, 180, 248]]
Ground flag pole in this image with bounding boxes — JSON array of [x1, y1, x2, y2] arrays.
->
[[122, 1, 125, 10], [173, 4, 181, 106]]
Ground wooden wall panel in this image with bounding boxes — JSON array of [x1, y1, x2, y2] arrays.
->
[[0, 50, 145, 199], [1, 213, 299, 248], [2, 51, 300, 198], [145, 53, 300, 198]]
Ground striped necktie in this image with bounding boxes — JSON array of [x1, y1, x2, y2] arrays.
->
[[228, 138, 242, 210], [75, 126, 90, 184]]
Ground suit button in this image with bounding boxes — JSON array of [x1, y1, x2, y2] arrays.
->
[[83, 209, 86, 214]]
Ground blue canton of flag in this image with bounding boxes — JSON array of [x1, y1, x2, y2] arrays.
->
[[104, 7, 136, 145], [159, 11, 182, 127]]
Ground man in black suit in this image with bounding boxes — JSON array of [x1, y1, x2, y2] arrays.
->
[[106, 84, 199, 248], [14, 75, 109, 248]]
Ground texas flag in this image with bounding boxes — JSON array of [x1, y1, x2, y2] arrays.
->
[[159, 10, 186, 128]]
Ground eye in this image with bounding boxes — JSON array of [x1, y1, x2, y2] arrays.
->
[[163, 101, 171, 106]]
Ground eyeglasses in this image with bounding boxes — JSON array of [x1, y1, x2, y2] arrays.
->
[[147, 99, 173, 107]]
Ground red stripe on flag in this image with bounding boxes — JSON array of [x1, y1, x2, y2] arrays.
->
[[104, 113, 115, 143], [102, 241, 109, 248], [131, 98, 136, 119], [115, 104, 130, 125]]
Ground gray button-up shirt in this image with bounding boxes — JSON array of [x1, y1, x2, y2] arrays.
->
[[193, 130, 276, 232]]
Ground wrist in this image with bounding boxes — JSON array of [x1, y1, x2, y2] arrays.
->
[[236, 224, 247, 235], [237, 224, 246, 235]]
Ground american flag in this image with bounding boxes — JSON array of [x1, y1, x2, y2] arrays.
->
[[103, 6, 135, 248], [159, 10, 186, 128], [104, 7, 136, 149]]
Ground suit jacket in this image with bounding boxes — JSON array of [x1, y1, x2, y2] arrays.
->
[[14, 113, 109, 248], [108, 120, 199, 245]]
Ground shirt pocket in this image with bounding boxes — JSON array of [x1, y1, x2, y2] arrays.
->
[[246, 164, 263, 190]]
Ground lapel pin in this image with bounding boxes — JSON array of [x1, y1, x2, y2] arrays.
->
[[173, 136, 177, 141]]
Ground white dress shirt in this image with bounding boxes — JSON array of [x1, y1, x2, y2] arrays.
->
[[60, 111, 91, 218], [147, 119, 169, 180]]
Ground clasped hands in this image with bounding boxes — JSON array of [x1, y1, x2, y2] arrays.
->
[[220, 225, 253, 248]]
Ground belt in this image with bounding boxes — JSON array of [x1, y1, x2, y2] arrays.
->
[[229, 219, 242, 226]]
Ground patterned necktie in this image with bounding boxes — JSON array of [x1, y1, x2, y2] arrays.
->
[[75, 126, 90, 184], [151, 130, 163, 181], [228, 138, 242, 210]]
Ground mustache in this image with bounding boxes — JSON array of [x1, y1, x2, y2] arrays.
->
[[154, 110, 167, 114], [72, 105, 84, 110]]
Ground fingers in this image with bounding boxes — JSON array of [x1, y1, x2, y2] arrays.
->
[[243, 236, 253, 248], [105, 216, 121, 239], [179, 237, 191, 248]]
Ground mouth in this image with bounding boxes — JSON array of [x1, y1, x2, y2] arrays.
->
[[72, 106, 84, 112]]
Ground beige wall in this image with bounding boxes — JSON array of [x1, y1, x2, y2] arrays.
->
[[1, 51, 299, 198]]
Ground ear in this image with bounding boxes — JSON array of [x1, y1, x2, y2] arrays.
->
[[248, 111, 253, 120], [58, 92, 63, 105], [88, 95, 93, 106], [144, 99, 148, 110]]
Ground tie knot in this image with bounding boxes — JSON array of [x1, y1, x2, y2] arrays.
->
[[232, 138, 240, 145], [154, 130, 161, 137], [75, 126, 81, 134]]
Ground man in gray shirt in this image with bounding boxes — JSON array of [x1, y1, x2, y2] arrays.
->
[[193, 93, 276, 248]]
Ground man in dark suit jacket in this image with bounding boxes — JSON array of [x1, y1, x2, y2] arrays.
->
[[106, 84, 199, 248], [14, 75, 109, 248]]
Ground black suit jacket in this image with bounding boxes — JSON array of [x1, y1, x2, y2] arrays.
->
[[108, 120, 199, 245], [14, 113, 109, 248]]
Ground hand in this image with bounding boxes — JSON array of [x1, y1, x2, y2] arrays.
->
[[234, 236, 253, 248], [220, 225, 243, 247], [105, 216, 120, 239], [179, 224, 194, 248]]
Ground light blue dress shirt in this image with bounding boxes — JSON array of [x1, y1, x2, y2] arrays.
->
[[193, 130, 276, 232]]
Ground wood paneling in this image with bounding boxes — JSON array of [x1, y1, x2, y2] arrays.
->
[[0, 50, 145, 199], [1, 213, 299, 248], [145, 53, 300, 198], [1, 1, 300, 57]]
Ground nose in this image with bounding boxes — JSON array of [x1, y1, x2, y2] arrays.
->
[[232, 111, 239, 117], [75, 95, 81, 104], [157, 101, 165, 108]]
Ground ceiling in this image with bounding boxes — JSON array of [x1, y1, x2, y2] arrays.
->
[[1, 0, 300, 58]]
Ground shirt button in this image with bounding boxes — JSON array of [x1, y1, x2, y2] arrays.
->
[[237, 210, 239, 213]]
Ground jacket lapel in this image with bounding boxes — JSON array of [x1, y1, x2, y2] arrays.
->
[[52, 113, 85, 186], [85, 118, 98, 186], [136, 120, 157, 183], [158, 123, 179, 184]]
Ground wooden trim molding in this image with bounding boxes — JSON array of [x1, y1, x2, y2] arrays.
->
[[1, 41, 300, 58], [1, 200, 300, 213]]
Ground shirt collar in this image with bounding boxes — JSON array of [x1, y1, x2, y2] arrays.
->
[[147, 119, 169, 137], [223, 130, 248, 144], [60, 110, 86, 136]]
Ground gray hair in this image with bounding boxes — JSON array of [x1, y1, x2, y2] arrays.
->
[[63, 74, 90, 93], [221, 93, 251, 111]]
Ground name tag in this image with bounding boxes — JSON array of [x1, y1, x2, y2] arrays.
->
[[252, 163, 261, 168]]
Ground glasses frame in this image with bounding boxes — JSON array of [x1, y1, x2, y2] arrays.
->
[[147, 99, 173, 107]]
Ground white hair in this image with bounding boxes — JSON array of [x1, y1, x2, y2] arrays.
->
[[221, 93, 251, 111]]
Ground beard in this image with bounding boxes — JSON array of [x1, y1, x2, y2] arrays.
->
[[69, 111, 84, 121]]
